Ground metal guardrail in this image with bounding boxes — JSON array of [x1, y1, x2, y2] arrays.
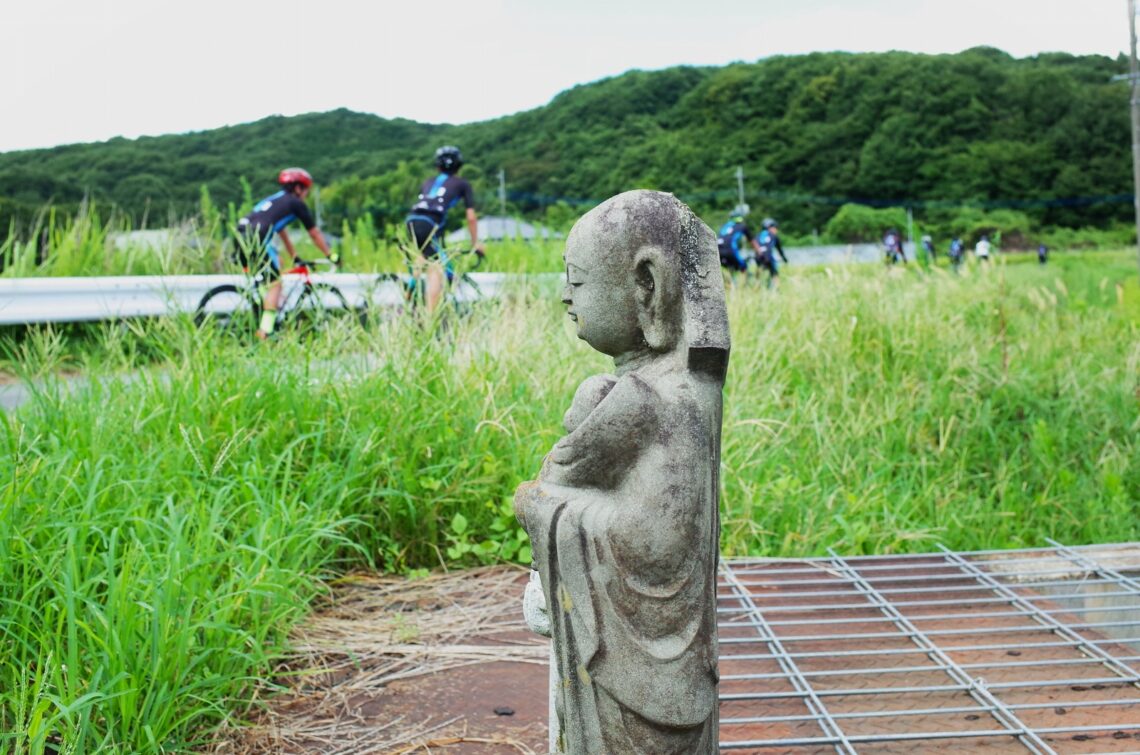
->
[[0, 272, 523, 326], [788, 242, 909, 265], [0, 242, 891, 326]]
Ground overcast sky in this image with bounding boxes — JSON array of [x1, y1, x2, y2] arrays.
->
[[2, 0, 1128, 153]]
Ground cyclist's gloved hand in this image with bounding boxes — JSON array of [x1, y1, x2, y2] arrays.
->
[[329, 252, 341, 266]]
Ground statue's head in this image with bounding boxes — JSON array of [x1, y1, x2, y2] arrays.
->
[[562, 191, 730, 380]]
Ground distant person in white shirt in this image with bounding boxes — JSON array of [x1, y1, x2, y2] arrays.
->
[[975, 235, 992, 262]]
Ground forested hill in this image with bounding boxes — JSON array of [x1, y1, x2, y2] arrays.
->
[[467, 47, 1129, 231], [0, 110, 440, 225], [0, 47, 1130, 233]]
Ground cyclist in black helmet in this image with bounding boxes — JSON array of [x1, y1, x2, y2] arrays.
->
[[716, 205, 762, 275], [405, 146, 484, 312], [755, 217, 788, 288]]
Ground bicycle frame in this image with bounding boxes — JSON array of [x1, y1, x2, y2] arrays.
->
[[277, 263, 316, 317], [253, 259, 338, 327], [196, 251, 359, 338], [399, 247, 483, 305]]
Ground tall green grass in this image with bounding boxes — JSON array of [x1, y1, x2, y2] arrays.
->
[[7, 199, 1134, 279], [0, 202, 564, 278], [721, 258, 1140, 554], [0, 206, 232, 278], [1, 254, 1138, 751]]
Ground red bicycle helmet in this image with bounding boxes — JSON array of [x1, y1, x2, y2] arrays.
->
[[278, 167, 313, 188]]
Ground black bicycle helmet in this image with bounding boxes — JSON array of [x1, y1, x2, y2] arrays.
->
[[434, 145, 463, 173], [762, 217, 777, 230]]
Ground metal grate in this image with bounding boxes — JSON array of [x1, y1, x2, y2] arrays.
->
[[717, 541, 1140, 753]]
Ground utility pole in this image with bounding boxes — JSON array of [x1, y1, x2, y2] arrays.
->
[[498, 169, 507, 217], [1130, 0, 1140, 274], [735, 166, 745, 210]]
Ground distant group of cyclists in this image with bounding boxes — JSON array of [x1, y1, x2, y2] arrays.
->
[[883, 228, 994, 269], [715, 211, 1055, 283], [895, 229, 1049, 270], [882, 229, 1051, 271], [716, 205, 788, 287], [234, 145, 483, 339], [714, 211, 991, 282]]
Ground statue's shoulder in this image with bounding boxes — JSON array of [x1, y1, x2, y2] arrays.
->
[[604, 370, 690, 428], [630, 365, 707, 407], [611, 371, 660, 403], [562, 372, 660, 444]]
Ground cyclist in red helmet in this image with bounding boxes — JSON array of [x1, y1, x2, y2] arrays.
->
[[234, 167, 335, 339]]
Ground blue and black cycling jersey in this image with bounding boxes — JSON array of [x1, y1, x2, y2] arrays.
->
[[756, 229, 787, 273], [233, 191, 316, 279], [237, 191, 316, 243], [717, 219, 754, 271], [407, 172, 476, 263], [408, 174, 475, 226]]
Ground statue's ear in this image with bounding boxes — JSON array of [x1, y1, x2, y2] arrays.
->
[[634, 247, 680, 352]]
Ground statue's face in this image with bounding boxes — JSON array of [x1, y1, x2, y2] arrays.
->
[[562, 231, 639, 357]]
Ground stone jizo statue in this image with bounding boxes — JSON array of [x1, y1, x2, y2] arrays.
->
[[515, 190, 729, 754]]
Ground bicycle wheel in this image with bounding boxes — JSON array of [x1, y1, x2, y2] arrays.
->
[[194, 285, 260, 338], [449, 273, 485, 317], [286, 283, 364, 336]]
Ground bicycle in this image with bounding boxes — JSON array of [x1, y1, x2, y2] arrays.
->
[[395, 232, 487, 317], [194, 258, 366, 338]]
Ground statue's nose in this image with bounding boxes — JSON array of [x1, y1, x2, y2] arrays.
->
[[561, 284, 572, 304]]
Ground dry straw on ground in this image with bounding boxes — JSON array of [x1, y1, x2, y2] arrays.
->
[[208, 566, 547, 754]]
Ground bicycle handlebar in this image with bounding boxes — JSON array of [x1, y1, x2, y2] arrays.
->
[[291, 257, 340, 273], [399, 245, 486, 269], [453, 248, 486, 270]]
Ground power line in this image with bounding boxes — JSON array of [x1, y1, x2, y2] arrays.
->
[[499, 186, 1134, 212]]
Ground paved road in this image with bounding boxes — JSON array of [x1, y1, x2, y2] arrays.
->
[[2, 353, 381, 413], [0, 373, 111, 413], [0, 381, 33, 412]]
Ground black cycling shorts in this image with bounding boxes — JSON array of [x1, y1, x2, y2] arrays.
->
[[407, 217, 443, 260], [719, 249, 748, 273], [757, 251, 778, 275]]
